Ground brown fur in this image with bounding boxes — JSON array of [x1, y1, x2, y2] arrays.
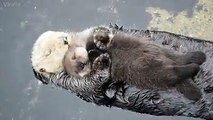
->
[[89, 27, 206, 101], [63, 26, 206, 101], [108, 33, 199, 88]]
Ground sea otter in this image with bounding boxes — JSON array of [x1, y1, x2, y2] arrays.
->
[[63, 26, 206, 101]]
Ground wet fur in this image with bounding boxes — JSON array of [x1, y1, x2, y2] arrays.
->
[[108, 33, 199, 87], [88, 27, 206, 101]]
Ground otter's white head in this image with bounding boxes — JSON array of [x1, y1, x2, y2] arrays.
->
[[31, 31, 74, 76]]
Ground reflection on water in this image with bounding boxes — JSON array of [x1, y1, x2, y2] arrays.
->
[[147, 0, 213, 41], [0, 0, 210, 120]]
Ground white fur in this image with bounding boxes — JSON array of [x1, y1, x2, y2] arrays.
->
[[74, 27, 94, 47], [31, 31, 74, 74], [75, 47, 88, 58]]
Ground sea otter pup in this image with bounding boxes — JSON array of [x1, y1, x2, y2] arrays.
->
[[63, 26, 206, 101], [92, 26, 207, 100], [63, 41, 109, 78]]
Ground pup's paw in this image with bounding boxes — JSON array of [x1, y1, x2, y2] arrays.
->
[[93, 53, 111, 70], [93, 27, 113, 50]]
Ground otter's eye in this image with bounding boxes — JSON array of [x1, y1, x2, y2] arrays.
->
[[78, 62, 85, 70], [39, 68, 46, 72], [63, 36, 68, 45]]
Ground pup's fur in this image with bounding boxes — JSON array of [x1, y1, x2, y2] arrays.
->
[[90, 27, 206, 100]]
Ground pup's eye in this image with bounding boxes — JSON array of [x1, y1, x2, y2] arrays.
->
[[78, 62, 86, 70], [63, 36, 68, 45]]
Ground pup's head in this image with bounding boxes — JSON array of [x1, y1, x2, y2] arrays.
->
[[31, 31, 74, 76], [63, 45, 91, 78]]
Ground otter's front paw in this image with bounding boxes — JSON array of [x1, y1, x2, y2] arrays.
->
[[93, 53, 111, 70], [93, 27, 113, 50]]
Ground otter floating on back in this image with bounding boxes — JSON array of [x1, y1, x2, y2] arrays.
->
[[62, 26, 206, 101]]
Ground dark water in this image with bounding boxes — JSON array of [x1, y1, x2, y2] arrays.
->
[[0, 0, 202, 120]]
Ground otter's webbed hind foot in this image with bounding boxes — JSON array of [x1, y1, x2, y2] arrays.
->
[[173, 63, 200, 82], [183, 51, 206, 65], [93, 26, 114, 50], [176, 80, 202, 101]]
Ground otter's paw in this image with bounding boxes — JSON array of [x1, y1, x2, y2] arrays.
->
[[93, 53, 111, 70], [93, 27, 113, 50]]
